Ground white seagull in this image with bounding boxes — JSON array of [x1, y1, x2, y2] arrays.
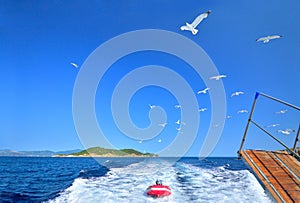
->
[[266, 124, 280, 128], [237, 109, 248, 114], [256, 35, 283, 43], [175, 120, 186, 125], [231, 91, 244, 97], [149, 104, 156, 109], [174, 105, 181, 109], [180, 10, 211, 35], [158, 139, 162, 143], [226, 115, 232, 119], [209, 75, 227, 81], [277, 129, 295, 135], [176, 127, 182, 131], [198, 108, 207, 112], [158, 123, 167, 128], [70, 62, 79, 68], [197, 87, 210, 94], [275, 109, 288, 114]]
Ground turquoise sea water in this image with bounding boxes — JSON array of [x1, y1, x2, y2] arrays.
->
[[0, 157, 275, 202]]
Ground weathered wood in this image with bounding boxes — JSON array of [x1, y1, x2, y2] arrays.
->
[[241, 150, 300, 203]]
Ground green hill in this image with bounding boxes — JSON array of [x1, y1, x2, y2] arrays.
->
[[69, 147, 157, 157]]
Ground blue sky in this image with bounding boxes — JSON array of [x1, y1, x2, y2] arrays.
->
[[0, 0, 299, 157]]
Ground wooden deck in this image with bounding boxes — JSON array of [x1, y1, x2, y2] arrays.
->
[[241, 150, 300, 203]]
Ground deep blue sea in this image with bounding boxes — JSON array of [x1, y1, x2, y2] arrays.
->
[[0, 157, 275, 202]]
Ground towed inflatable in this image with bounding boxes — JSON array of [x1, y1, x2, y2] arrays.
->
[[146, 180, 171, 197]]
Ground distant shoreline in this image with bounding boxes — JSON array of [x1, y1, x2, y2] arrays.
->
[[53, 154, 158, 158]]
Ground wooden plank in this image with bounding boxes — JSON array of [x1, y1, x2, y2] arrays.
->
[[241, 150, 285, 203], [241, 150, 300, 203]]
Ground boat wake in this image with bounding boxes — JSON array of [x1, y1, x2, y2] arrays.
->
[[48, 158, 274, 203]]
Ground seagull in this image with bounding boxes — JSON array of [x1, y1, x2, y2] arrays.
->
[[70, 62, 79, 68], [225, 115, 232, 119], [158, 139, 162, 143], [266, 124, 280, 128], [209, 75, 227, 81], [231, 91, 244, 97], [237, 110, 248, 114], [149, 104, 156, 109], [277, 129, 295, 135], [158, 123, 167, 127], [180, 10, 211, 35], [174, 105, 181, 109], [176, 127, 182, 131], [275, 109, 288, 114], [198, 108, 207, 112], [256, 35, 283, 43], [138, 140, 143, 144], [175, 120, 186, 125], [197, 87, 210, 94]]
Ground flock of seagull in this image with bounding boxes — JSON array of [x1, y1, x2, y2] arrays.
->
[[149, 10, 291, 143], [70, 10, 293, 144]]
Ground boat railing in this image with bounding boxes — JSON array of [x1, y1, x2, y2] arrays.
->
[[238, 92, 300, 159]]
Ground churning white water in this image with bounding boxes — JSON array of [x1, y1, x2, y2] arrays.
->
[[49, 158, 274, 203]]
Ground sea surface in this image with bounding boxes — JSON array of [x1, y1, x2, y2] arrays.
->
[[0, 157, 275, 203]]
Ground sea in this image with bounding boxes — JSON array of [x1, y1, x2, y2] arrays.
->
[[0, 157, 275, 203]]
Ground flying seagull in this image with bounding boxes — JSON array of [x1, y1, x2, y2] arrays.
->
[[180, 10, 211, 35], [277, 129, 295, 135], [209, 75, 227, 81], [70, 62, 79, 68], [237, 109, 248, 114], [197, 87, 210, 94], [174, 105, 181, 109], [158, 139, 162, 143], [275, 109, 288, 114], [175, 120, 186, 125], [225, 115, 232, 119], [198, 108, 207, 112], [256, 35, 283, 43], [149, 104, 156, 109], [158, 123, 167, 128], [266, 124, 280, 128], [231, 91, 244, 97]]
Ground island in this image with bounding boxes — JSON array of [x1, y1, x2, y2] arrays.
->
[[54, 147, 158, 157]]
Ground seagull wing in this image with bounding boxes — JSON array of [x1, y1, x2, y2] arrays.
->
[[180, 25, 189, 31], [191, 11, 211, 28], [70, 62, 78, 68], [256, 37, 267, 42], [269, 35, 282, 40]]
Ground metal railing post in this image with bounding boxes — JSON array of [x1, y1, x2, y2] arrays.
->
[[292, 124, 300, 156], [238, 92, 260, 157]]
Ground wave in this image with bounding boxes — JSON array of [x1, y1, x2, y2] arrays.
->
[[48, 159, 274, 203]]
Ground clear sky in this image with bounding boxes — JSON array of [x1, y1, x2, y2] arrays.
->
[[1, 0, 299, 157]]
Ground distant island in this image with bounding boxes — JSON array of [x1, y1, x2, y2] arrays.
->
[[0, 147, 157, 157], [55, 147, 158, 157], [0, 149, 82, 157]]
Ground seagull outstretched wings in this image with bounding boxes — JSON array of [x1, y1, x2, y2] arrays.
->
[[256, 35, 282, 43], [209, 75, 227, 80], [70, 62, 79, 68], [180, 10, 211, 35]]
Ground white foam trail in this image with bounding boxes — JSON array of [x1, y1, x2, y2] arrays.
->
[[48, 160, 274, 203]]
